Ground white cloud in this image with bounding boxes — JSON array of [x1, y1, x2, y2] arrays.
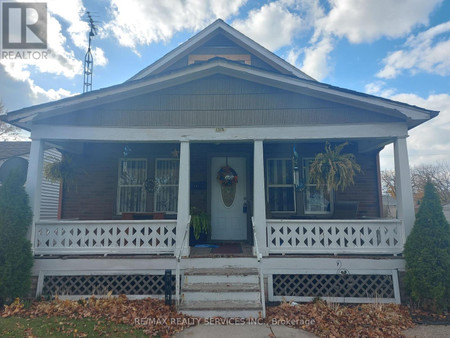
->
[[299, 0, 443, 81], [233, 1, 302, 51], [0, 65, 75, 111], [321, 0, 442, 43], [364, 81, 396, 98], [300, 35, 333, 80], [104, 0, 246, 52], [368, 83, 450, 169], [47, 0, 87, 49], [377, 21, 450, 79]]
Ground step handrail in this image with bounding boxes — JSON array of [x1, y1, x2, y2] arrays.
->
[[252, 216, 266, 318], [176, 216, 191, 309]]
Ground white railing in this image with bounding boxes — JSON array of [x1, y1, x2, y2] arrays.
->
[[34, 220, 177, 255], [176, 216, 191, 309], [267, 219, 405, 255], [252, 217, 266, 318]]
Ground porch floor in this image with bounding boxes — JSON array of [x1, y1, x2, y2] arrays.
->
[[189, 242, 253, 257]]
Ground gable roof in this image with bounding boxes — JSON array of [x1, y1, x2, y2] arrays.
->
[[128, 19, 315, 81], [2, 19, 438, 131], [2, 57, 438, 131]]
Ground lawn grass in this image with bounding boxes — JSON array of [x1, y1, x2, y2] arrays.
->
[[0, 316, 151, 337]]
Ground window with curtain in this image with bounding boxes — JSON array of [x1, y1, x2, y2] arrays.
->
[[154, 159, 179, 213], [303, 158, 333, 214], [117, 158, 147, 214], [266, 158, 296, 212]]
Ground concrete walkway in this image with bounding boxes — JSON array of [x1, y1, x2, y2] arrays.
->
[[174, 324, 316, 337], [174, 323, 450, 337]]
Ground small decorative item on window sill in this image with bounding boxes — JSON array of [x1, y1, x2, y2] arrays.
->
[[217, 165, 238, 186]]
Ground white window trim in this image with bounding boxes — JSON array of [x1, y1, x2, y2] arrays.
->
[[154, 158, 180, 214], [116, 158, 147, 215], [303, 157, 333, 215], [266, 157, 296, 213]]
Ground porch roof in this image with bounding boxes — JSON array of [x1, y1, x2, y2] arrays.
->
[[2, 57, 438, 132]]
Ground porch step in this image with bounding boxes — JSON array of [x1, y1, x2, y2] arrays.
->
[[179, 268, 263, 318], [180, 300, 262, 318]]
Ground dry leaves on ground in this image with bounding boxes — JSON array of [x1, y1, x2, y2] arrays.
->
[[2, 295, 198, 337], [267, 300, 414, 338]]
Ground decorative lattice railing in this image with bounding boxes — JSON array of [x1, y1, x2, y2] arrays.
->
[[34, 220, 177, 255], [267, 219, 405, 255]]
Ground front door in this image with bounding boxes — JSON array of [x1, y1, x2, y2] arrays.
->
[[211, 157, 247, 240]]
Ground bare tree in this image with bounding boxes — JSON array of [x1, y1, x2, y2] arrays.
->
[[381, 161, 450, 205], [411, 162, 450, 205], [0, 100, 20, 141]]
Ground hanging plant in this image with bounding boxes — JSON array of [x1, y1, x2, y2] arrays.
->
[[216, 165, 238, 186], [309, 142, 362, 193], [190, 207, 210, 240], [43, 153, 77, 191]]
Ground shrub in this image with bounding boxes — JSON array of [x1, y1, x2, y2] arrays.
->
[[0, 172, 33, 306], [404, 182, 450, 312]]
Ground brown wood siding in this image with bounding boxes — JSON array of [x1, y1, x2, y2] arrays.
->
[[61, 143, 180, 220], [39, 75, 402, 128]]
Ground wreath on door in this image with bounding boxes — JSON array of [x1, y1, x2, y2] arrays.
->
[[217, 165, 238, 186]]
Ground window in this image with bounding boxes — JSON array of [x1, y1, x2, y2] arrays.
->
[[117, 159, 147, 214], [303, 159, 333, 214], [266, 158, 295, 212], [154, 159, 179, 213]]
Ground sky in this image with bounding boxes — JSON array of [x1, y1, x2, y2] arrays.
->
[[0, 0, 449, 170]]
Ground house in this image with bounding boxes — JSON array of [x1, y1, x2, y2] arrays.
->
[[0, 141, 30, 184], [1, 20, 438, 317], [0, 141, 61, 219]]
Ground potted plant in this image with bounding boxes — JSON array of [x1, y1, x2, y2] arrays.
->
[[189, 207, 210, 245], [309, 142, 361, 193]]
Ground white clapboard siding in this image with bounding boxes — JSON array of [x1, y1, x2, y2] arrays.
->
[[40, 148, 61, 219]]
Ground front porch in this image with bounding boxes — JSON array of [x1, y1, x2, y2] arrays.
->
[[28, 137, 411, 258]]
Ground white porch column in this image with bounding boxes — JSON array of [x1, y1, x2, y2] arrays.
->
[[25, 139, 44, 247], [394, 136, 415, 238], [253, 140, 268, 256], [176, 140, 190, 257]]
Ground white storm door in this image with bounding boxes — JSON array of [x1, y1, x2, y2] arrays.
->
[[211, 157, 247, 240]]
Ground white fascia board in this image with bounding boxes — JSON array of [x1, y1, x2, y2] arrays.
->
[[31, 123, 408, 142], [128, 20, 314, 81]]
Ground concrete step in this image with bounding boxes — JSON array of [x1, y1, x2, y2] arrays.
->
[[180, 267, 263, 317], [183, 268, 258, 276], [180, 300, 262, 318], [182, 290, 260, 302], [184, 274, 259, 284]]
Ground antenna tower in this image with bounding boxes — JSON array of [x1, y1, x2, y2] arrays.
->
[[83, 12, 97, 93]]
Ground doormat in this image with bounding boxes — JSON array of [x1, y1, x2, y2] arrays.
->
[[212, 244, 242, 254]]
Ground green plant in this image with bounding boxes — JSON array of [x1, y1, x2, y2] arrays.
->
[[0, 172, 33, 306], [309, 142, 361, 193], [43, 153, 77, 190], [190, 207, 209, 240], [404, 182, 450, 313]]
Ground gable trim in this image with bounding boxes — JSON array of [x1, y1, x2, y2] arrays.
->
[[127, 19, 315, 81]]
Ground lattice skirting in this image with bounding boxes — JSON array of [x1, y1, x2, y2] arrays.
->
[[38, 273, 175, 297], [268, 271, 400, 304]]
